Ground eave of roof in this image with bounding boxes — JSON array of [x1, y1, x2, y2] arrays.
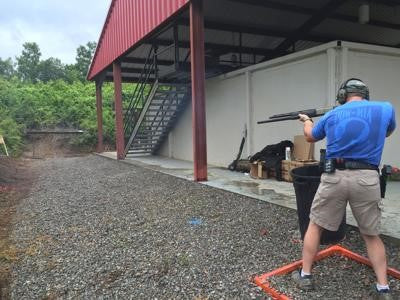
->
[[87, 0, 190, 81], [86, 0, 116, 81]]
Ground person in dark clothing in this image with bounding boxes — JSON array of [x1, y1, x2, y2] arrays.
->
[[292, 78, 396, 300]]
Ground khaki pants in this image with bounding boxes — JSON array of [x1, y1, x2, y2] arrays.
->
[[310, 169, 382, 235]]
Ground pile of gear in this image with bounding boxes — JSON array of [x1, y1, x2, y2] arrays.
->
[[249, 140, 293, 181]]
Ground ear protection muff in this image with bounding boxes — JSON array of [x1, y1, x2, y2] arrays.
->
[[336, 81, 348, 105], [336, 78, 369, 105]]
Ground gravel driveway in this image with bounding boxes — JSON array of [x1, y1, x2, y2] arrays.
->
[[8, 155, 400, 299]]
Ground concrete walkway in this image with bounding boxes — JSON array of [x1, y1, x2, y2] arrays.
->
[[97, 152, 400, 240]]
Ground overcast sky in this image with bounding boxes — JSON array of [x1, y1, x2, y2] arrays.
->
[[0, 0, 111, 64]]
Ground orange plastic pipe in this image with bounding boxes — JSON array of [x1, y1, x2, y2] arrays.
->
[[254, 245, 400, 300]]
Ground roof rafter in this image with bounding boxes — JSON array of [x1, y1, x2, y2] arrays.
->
[[177, 19, 331, 43], [121, 57, 173, 66], [228, 0, 400, 31], [375, 0, 400, 6], [106, 66, 156, 74], [104, 75, 156, 83], [273, 0, 348, 53], [148, 38, 288, 56]]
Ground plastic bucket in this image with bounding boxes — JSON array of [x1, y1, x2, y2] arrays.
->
[[291, 165, 346, 245]]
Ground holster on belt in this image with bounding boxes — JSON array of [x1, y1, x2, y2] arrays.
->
[[380, 165, 392, 198], [319, 150, 390, 198]]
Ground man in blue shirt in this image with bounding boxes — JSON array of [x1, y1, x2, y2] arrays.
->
[[292, 78, 396, 299]]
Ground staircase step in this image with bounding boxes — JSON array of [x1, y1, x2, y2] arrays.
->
[[145, 118, 174, 122], [148, 106, 179, 111], [127, 150, 152, 154], [134, 135, 162, 140], [146, 112, 177, 116], [154, 93, 187, 97], [149, 104, 180, 109], [155, 90, 187, 95], [144, 122, 173, 126], [137, 130, 166, 133], [153, 94, 187, 99], [151, 99, 183, 104], [136, 134, 166, 138], [142, 122, 173, 127], [153, 95, 186, 99], [149, 106, 182, 110], [144, 114, 175, 117], [144, 116, 174, 120], [150, 102, 180, 106], [140, 125, 170, 129], [131, 146, 156, 150], [133, 141, 160, 145], [142, 120, 172, 123], [158, 83, 189, 87], [138, 129, 166, 133], [134, 137, 162, 141], [123, 78, 191, 157], [142, 119, 174, 123], [153, 93, 188, 97], [147, 109, 177, 112], [135, 134, 162, 138], [151, 98, 182, 102], [146, 111, 178, 115], [133, 142, 159, 147], [133, 144, 159, 148], [144, 118, 174, 122]]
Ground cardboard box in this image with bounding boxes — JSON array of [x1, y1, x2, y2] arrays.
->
[[257, 162, 264, 178], [281, 160, 318, 182], [250, 162, 258, 179], [293, 135, 314, 161], [250, 161, 275, 179], [281, 160, 292, 182], [257, 162, 270, 179]]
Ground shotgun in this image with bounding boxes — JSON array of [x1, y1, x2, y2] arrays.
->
[[257, 106, 337, 124]]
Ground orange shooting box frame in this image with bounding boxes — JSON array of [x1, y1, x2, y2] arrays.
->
[[253, 245, 400, 300]]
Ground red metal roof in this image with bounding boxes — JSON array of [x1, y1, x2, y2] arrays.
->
[[88, 0, 190, 80]]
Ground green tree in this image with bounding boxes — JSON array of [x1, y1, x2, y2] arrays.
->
[[0, 40, 134, 155], [75, 41, 97, 81], [38, 57, 66, 82], [0, 57, 15, 79], [64, 64, 81, 83], [0, 76, 117, 155], [16, 42, 41, 82]]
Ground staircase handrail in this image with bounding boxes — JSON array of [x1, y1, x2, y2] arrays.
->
[[123, 79, 159, 156], [124, 45, 154, 116], [123, 46, 158, 139]]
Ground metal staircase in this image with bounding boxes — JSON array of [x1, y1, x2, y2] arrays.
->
[[123, 47, 191, 157], [124, 82, 190, 156], [122, 41, 232, 157]]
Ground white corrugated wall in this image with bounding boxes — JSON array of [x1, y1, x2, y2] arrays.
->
[[159, 41, 400, 167]]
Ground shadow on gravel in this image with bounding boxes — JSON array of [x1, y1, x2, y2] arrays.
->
[[0, 157, 34, 299], [7, 156, 400, 299]]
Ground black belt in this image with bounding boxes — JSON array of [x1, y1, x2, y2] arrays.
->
[[335, 159, 378, 171]]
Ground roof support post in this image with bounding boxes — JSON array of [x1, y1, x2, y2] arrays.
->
[[95, 80, 104, 153], [190, 0, 207, 181], [113, 60, 125, 160], [173, 24, 180, 70]]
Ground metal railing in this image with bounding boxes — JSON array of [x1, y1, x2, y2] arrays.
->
[[122, 42, 192, 156], [123, 46, 158, 144]]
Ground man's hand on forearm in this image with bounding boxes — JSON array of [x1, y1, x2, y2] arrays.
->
[[298, 113, 313, 123]]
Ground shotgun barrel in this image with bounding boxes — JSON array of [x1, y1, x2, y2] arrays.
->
[[257, 106, 336, 124], [269, 109, 318, 119]]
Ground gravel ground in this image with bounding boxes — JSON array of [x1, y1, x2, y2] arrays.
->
[[8, 155, 400, 299], [270, 256, 400, 299]]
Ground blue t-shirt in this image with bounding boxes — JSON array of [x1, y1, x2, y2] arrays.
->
[[312, 100, 396, 166]]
